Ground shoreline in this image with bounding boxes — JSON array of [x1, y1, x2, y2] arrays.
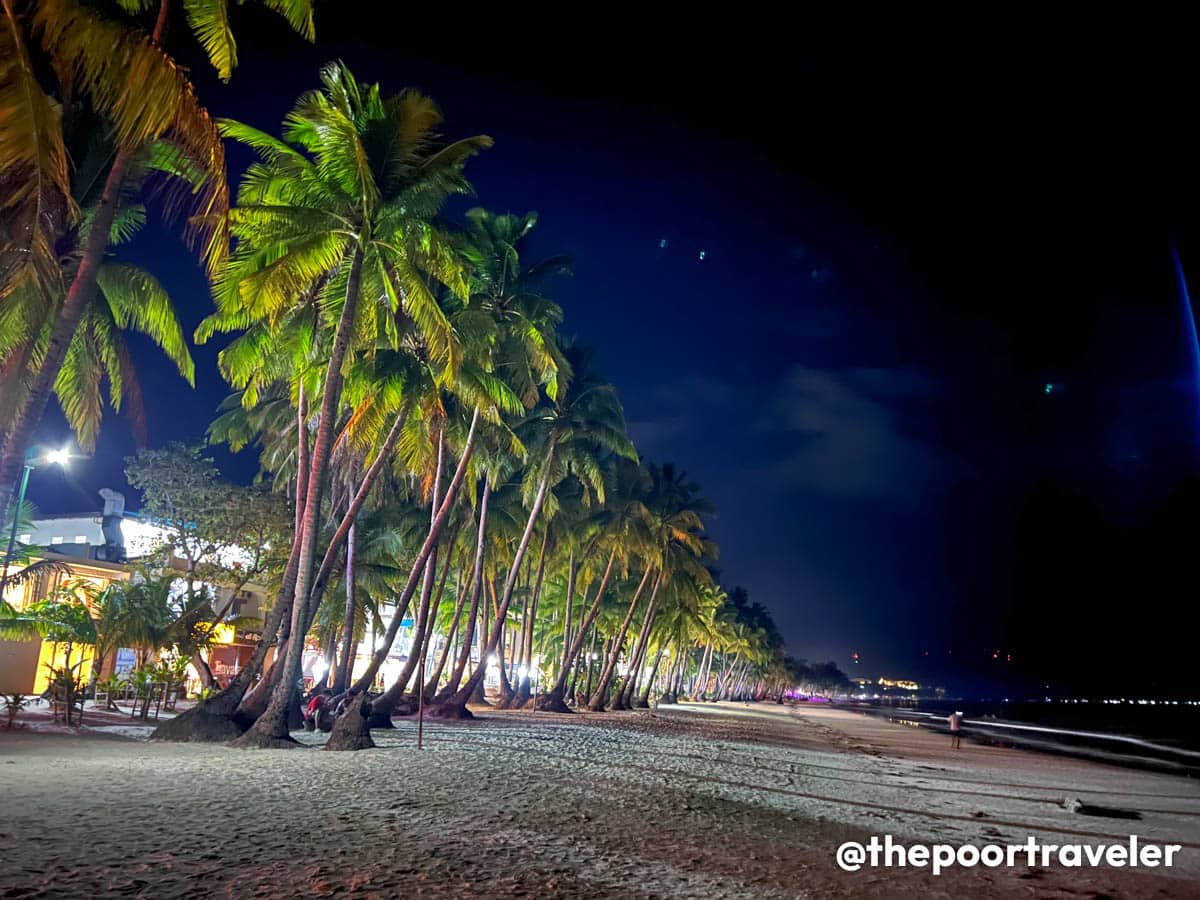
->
[[835, 701, 1200, 776], [2, 701, 1197, 897]]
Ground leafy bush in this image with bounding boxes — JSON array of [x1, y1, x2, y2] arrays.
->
[[4, 693, 28, 729]]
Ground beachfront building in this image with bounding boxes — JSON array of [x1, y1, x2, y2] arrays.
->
[[0, 552, 134, 695], [0, 490, 271, 696]]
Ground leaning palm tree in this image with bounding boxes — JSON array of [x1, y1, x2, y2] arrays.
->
[[1, 134, 196, 452], [0, 0, 314, 524], [200, 62, 491, 748], [534, 456, 647, 712], [589, 462, 714, 710], [432, 346, 636, 719]]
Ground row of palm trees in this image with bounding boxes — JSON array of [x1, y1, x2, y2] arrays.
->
[[189, 62, 810, 750], [0, 2, 818, 750]]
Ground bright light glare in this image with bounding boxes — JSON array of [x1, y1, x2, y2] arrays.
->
[[45, 447, 70, 467]]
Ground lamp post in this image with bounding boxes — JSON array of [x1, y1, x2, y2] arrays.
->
[[0, 446, 72, 599]]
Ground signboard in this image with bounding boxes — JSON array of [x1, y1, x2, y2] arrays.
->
[[114, 647, 137, 676], [234, 628, 263, 646], [210, 645, 253, 681], [400, 617, 414, 629]]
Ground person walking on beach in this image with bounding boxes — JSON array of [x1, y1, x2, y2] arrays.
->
[[948, 710, 963, 749]]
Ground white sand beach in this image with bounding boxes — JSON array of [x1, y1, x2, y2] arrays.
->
[[1, 702, 1197, 898]]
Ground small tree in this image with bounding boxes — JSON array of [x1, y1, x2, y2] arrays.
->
[[4, 693, 29, 729], [43, 661, 85, 725], [125, 444, 291, 608]]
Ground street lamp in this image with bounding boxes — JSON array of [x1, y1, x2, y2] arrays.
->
[[0, 445, 73, 598]]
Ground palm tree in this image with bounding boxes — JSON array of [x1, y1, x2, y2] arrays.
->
[[0, 0, 314, 525], [452, 208, 569, 407], [432, 346, 635, 719], [1, 132, 197, 452], [199, 63, 490, 747], [535, 456, 646, 711], [588, 463, 713, 710], [689, 584, 725, 700]]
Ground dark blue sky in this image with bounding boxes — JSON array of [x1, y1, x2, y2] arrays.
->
[[26, 12, 1200, 695]]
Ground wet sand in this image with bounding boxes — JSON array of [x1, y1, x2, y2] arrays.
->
[[1, 701, 1197, 897]]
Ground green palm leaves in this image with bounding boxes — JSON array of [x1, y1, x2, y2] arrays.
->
[[183, 0, 314, 83], [0, 0, 315, 526], [29, 0, 232, 273], [199, 64, 493, 409]]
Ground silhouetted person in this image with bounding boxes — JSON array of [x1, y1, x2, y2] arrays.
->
[[948, 710, 963, 749]]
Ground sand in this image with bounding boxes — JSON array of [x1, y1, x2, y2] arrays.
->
[[1, 701, 1197, 898]]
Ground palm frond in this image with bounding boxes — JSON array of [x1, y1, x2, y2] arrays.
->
[[0, 0, 73, 303], [96, 262, 194, 384], [183, 0, 237, 81], [33, 0, 230, 272]]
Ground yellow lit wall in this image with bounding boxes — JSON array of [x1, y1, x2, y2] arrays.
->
[[32, 641, 96, 695]]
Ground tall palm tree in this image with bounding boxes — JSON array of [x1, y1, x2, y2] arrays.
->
[[201, 63, 490, 747], [588, 462, 713, 710], [0, 0, 314, 524], [1, 133, 197, 451], [535, 456, 647, 711], [433, 346, 635, 719]]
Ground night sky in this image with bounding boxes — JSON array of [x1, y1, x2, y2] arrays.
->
[[26, 12, 1200, 697]]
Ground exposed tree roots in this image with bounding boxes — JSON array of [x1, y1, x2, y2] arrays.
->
[[150, 705, 246, 743], [324, 693, 375, 751]]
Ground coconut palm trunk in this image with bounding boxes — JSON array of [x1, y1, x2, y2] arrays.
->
[[294, 382, 309, 536], [637, 642, 668, 707], [691, 640, 713, 700], [435, 480, 489, 701], [235, 247, 365, 748], [570, 623, 595, 701], [560, 551, 576, 670], [431, 443, 556, 718], [588, 567, 656, 711], [537, 546, 617, 711], [512, 529, 548, 706], [617, 587, 660, 709], [332, 518, 357, 693], [673, 652, 690, 699], [424, 557, 466, 698]]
